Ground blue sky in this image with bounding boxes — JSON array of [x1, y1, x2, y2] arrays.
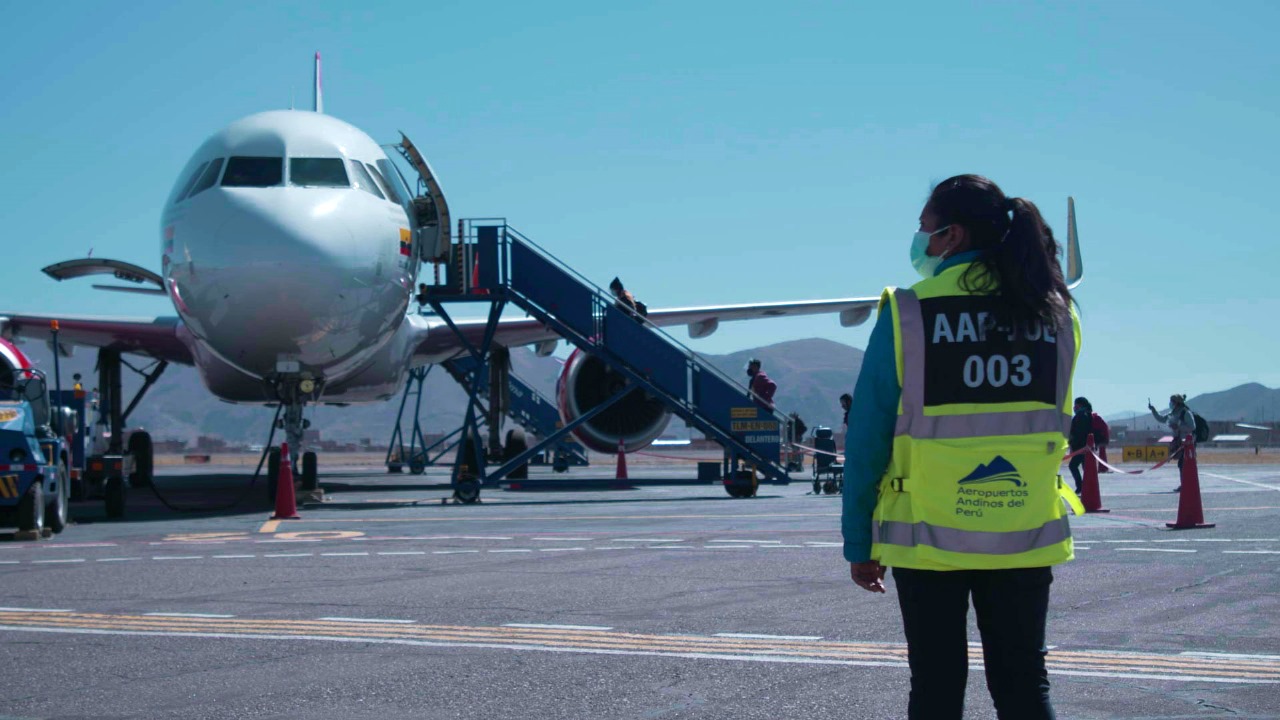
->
[[1, 1, 1277, 418]]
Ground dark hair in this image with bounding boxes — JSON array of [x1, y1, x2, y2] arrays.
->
[[926, 174, 1073, 329], [1074, 396, 1091, 410], [748, 358, 761, 367], [840, 393, 852, 404], [609, 277, 624, 292]]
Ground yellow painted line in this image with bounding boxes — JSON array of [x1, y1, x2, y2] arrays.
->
[[258, 520, 282, 534], [0, 611, 1276, 682]]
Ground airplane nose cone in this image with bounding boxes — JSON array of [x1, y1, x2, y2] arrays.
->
[[175, 189, 402, 380]]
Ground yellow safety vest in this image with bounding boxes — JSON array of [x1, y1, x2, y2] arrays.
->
[[871, 262, 1083, 571]]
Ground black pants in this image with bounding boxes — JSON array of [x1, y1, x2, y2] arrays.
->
[[1068, 453, 1086, 492], [893, 566, 1056, 720]]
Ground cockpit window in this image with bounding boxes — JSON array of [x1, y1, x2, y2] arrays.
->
[[289, 158, 349, 188], [186, 158, 224, 199], [376, 159, 414, 206], [365, 163, 402, 205], [222, 157, 284, 187], [349, 161, 385, 199], [175, 161, 209, 204]]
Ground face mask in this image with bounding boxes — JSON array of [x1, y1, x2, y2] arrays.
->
[[909, 225, 952, 279]]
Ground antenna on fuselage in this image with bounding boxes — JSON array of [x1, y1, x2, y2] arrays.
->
[[313, 51, 323, 114]]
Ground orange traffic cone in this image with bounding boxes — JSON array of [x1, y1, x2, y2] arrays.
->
[[1167, 435, 1215, 530], [615, 438, 628, 481], [270, 442, 301, 520], [1081, 433, 1109, 513]]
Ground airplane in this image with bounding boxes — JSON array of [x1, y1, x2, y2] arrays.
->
[[0, 55, 1082, 510]]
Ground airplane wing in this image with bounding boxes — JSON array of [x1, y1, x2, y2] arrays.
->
[[412, 297, 879, 361], [0, 312, 194, 365]]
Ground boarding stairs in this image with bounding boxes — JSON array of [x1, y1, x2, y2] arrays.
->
[[423, 221, 793, 493]]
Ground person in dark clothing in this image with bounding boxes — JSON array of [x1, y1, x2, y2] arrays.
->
[[1068, 397, 1093, 494], [840, 392, 853, 448], [609, 277, 647, 320], [746, 359, 776, 409]]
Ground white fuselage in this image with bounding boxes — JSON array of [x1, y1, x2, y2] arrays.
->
[[160, 111, 418, 402]]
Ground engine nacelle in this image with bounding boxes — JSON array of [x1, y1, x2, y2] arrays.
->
[[557, 349, 671, 454]]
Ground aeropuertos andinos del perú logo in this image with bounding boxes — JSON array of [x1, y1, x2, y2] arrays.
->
[[958, 456, 1024, 487]]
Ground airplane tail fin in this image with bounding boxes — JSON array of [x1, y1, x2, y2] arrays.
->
[[313, 52, 323, 114], [1065, 197, 1083, 290]]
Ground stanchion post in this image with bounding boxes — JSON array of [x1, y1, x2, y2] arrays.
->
[[1167, 434, 1214, 530], [1081, 433, 1109, 513]]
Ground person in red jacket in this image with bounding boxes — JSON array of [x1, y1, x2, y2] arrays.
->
[[746, 358, 776, 410], [1090, 410, 1111, 472]]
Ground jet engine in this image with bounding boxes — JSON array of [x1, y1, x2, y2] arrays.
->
[[557, 349, 671, 454]]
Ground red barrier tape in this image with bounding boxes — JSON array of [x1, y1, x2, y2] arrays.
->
[[1060, 446, 1182, 475], [789, 442, 843, 462]]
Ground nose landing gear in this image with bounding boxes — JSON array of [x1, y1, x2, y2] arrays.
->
[[266, 373, 323, 505]]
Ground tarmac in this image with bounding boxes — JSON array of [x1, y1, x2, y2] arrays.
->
[[1, 456, 1278, 719]]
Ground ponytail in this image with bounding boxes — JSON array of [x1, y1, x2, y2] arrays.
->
[[926, 175, 1073, 330]]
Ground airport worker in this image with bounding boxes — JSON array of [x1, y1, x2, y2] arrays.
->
[[840, 392, 853, 448], [842, 174, 1080, 720], [1068, 397, 1093, 494], [746, 358, 776, 409], [1150, 393, 1195, 488]]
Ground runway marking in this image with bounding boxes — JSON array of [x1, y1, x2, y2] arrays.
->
[[263, 553, 312, 558], [1201, 472, 1280, 492], [1223, 551, 1280, 555], [258, 520, 281, 534], [0, 561, 17, 565], [1115, 548, 1197, 553], [377, 551, 427, 556], [538, 548, 585, 552], [615, 538, 683, 543], [318, 617, 415, 624], [31, 558, 85, 564], [715, 633, 823, 641], [319, 552, 368, 557], [531, 537, 592, 542], [96, 557, 141, 562], [0, 610, 1275, 684], [708, 539, 781, 544], [152, 556, 204, 561], [432, 550, 479, 555], [1183, 651, 1280, 661], [211, 554, 255, 559], [488, 549, 531, 553], [0, 607, 72, 613], [504, 623, 614, 631]]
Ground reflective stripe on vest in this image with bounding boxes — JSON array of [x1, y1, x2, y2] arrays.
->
[[874, 515, 1071, 555], [894, 288, 1077, 439]]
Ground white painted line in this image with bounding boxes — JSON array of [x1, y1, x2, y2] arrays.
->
[[432, 550, 479, 555], [1223, 550, 1280, 555], [145, 613, 235, 619], [451, 536, 513, 540], [0, 607, 73, 613], [594, 547, 631, 550], [714, 633, 823, 641], [1099, 540, 1148, 543], [1073, 546, 1092, 550], [708, 539, 781, 544], [318, 617, 415, 624], [96, 557, 141, 562], [376, 551, 427, 556], [759, 545, 804, 549], [1115, 548, 1197, 553], [702, 545, 754, 549], [646, 545, 692, 549], [1181, 651, 1280, 660], [804, 542, 842, 547], [0, 626, 1270, 685], [503, 623, 614, 631], [152, 556, 204, 561], [211, 555, 256, 559], [489, 549, 532, 553], [256, 539, 322, 544], [263, 553, 312, 558], [614, 538, 682, 543], [531, 538, 592, 542], [320, 552, 369, 557], [32, 558, 86, 564], [1202, 471, 1280, 492], [538, 548, 585, 552], [0, 561, 19, 565]]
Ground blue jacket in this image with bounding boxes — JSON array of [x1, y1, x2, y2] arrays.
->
[[841, 251, 983, 563]]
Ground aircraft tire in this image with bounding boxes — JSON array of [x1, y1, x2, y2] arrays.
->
[[301, 452, 318, 491], [104, 476, 125, 519], [266, 447, 281, 504], [17, 484, 44, 533], [409, 459, 425, 475], [44, 462, 69, 533], [503, 428, 528, 480], [454, 478, 481, 504], [128, 431, 153, 488]]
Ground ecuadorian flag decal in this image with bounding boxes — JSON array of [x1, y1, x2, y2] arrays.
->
[[957, 456, 1024, 487], [399, 228, 412, 257]]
